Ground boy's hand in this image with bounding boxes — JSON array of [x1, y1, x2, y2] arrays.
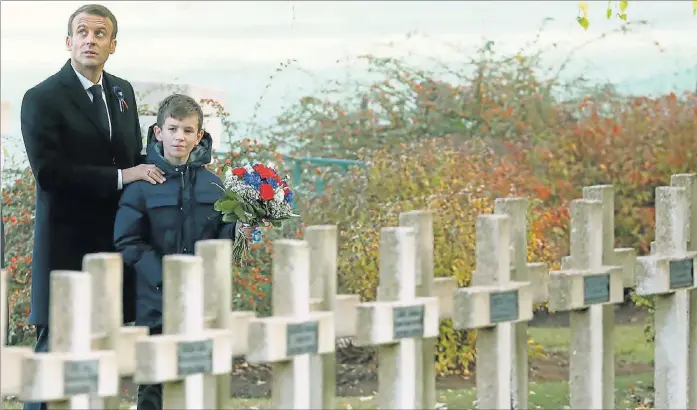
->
[[236, 223, 255, 241]]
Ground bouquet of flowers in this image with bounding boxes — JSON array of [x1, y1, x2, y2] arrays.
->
[[214, 162, 299, 264]]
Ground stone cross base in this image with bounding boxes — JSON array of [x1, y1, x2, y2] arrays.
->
[[246, 312, 335, 364], [134, 330, 232, 385], [354, 298, 439, 346], [1, 346, 33, 396], [454, 282, 533, 329], [20, 351, 118, 402]]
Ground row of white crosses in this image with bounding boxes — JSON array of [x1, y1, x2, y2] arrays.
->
[[457, 193, 615, 410], [262, 206, 545, 410], [303, 214, 476, 410], [0, 237, 337, 410], [243, 225, 442, 410], [1, 174, 695, 409], [454, 176, 696, 410]]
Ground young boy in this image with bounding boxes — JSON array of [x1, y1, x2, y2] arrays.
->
[[113, 94, 249, 410]]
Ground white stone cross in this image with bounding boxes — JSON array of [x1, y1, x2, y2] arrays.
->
[[400, 211, 438, 410], [354, 227, 439, 409], [1, 269, 32, 399], [82, 253, 150, 409], [133, 255, 233, 409], [452, 214, 534, 409], [245, 239, 335, 409], [652, 174, 697, 408], [670, 174, 697, 252], [305, 225, 360, 409], [558, 186, 637, 409], [548, 199, 624, 409], [563, 186, 637, 286], [650, 174, 697, 256], [636, 185, 697, 409], [670, 174, 697, 409], [494, 198, 549, 410], [196, 239, 256, 408], [19, 271, 119, 409], [399, 210, 459, 409]]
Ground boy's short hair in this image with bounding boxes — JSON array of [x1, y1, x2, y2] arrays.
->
[[156, 94, 204, 132]]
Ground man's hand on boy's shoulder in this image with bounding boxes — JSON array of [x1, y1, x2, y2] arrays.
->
[[123, 164, 167, 185]]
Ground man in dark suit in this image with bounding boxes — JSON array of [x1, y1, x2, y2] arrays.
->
[[20, 5, 166, 409]]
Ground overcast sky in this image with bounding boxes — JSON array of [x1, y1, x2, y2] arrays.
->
[[2, 1, 695, 70], [1, 1, 696, 143]]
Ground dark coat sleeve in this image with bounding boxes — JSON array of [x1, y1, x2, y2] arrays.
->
[[20, 87, 119, 198], [113, 184, 162, 288], [126, 81, 147, 165], [217, 220, 237, 241]]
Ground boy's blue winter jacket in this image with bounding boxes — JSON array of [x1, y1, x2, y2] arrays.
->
[[114, 126, 235, 328]]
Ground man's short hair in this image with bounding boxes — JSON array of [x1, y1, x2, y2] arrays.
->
[[156, 94, 204, 132], [67, 4, 118, 39]]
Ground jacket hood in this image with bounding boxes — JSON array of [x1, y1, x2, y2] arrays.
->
[[145, 123, 213, 175]]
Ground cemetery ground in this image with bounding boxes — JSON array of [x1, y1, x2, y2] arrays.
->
[[1, 303, 654, 410]]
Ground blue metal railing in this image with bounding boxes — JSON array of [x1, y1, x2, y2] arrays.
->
[[281, 155, 367, 194]]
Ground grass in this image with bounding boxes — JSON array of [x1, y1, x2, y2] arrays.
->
[[529, 323, 654, 365], [322, 373, 654, 410], [2, 324, 654, 410]]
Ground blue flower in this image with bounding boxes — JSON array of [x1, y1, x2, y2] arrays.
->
[[285, 191, 294, 204], [267, 178, 279, 189], [243, 172, 262, 189]]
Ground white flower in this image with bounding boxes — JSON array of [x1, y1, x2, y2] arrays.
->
[[244, 164, 254, 173], [223, 168, 236, 188], [274, 187, 285, 203], [267, 162, 277, 170]]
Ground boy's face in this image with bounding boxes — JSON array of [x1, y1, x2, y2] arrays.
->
[[154, 115, 204, 165]]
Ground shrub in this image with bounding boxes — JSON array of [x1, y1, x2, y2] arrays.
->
[[251, 30, 695, 372], [298, 138, 564, 374], [2, 167, 36, 345]]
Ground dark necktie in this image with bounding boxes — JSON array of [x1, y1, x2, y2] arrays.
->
[[88, 84, 110, 136]]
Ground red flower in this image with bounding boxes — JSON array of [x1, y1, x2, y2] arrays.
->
[[232, 167, 246, 177], [253, 164, 276, 179], [259, 183, 274, 201]]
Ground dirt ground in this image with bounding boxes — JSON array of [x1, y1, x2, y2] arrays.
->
[[119, 302, 650, 401], [219, 350, 652, 399]]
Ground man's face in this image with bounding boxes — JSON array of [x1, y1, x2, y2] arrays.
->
[[154, 115, 204, 164], [66, 12, 116, 71]]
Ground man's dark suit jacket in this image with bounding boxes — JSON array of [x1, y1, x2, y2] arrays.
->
[[21, 59, 145, 326]]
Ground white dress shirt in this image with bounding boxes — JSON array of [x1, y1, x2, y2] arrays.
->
[[72, 66, 124, 190]]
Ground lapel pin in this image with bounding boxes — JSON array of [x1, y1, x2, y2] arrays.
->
[[112, 85, 129, 113]]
